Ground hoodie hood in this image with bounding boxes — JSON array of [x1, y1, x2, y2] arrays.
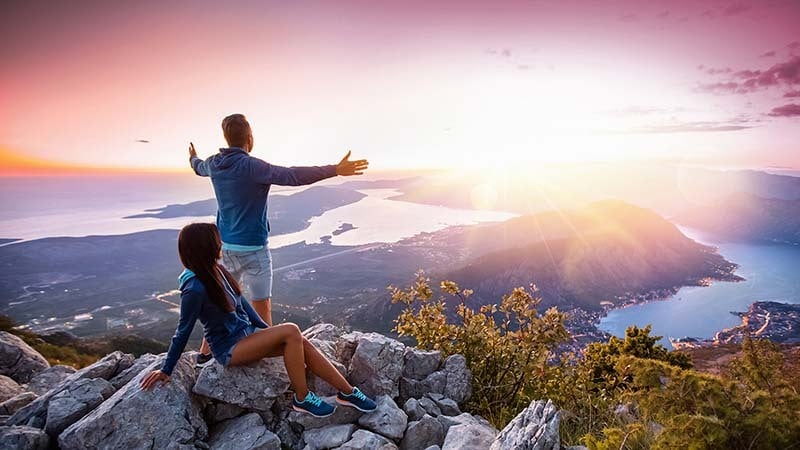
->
[[178, 269, 196, 289], [207, 147, 249, 172]]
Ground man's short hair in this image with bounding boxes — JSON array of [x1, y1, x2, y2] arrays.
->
[[221, 114, 251, 148]]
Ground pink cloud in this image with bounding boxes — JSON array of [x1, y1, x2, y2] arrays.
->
[[784, 90, 800, 98], [767, 104, 800, 117], [699, 55, 800, 94]]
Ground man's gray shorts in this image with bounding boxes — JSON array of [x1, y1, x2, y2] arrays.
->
[[221, 248, 273, 300]]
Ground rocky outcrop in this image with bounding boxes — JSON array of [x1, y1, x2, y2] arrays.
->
[[489, 399, 560, 450], [0, 322, 505, 450], [58, 353, 207, 449], [0, 425, 49, 449], [24, 365, 76, 396], [0, 375, 24, 402], [0, 332, 49, 384], [193, 357, 290, 410]]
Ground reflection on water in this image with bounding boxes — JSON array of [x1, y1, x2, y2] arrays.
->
[[599, 230, 800, 348]]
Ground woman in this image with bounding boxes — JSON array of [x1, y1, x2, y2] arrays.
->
[[140, 223, 376, 417]]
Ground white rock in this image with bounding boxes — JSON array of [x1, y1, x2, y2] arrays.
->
[[399, 414, 444, 450], [442, 422, 497, 450], [193, 357, 289, 410], [489, 399, 559, 450], [208, 413, 280, 450], [0, 425, 49, 449], [302, 423, 356, 449], [110, 353, 159, 389], [24, 365, 76, 396], [0, 332, 49, 384], [443, 355, 471, 404], [346, 333, 405, 398], [357, 395, 408, 440], [0, 375, 24, 402], [44, 377, 114, 435], [338, 429, 398, 450], [402, 348, 442, 380]]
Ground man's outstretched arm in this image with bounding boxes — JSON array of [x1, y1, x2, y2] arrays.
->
[[188, 142, 210, 177], [250, 150, 368, 186]]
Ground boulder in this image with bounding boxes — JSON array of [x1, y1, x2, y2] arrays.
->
[[24, 365, 76, 395], [44, 377, 114, 436], [302, 423, 356, 449], [338, 429, 398, 450], [424, 447, 441, 450], [418, 396, 441, 417], [489, 399, 559, 450], [399, 414, 444, 450], [403, 398, 425, 422], [8, 350, 134, 427], [303, 323, 346, 343], [346, 333, 405, 398], [402, 348, 442, 380], [443, 355, 471, 404], [399, 371, 446, 403], [442, 421, 497, 450], [110, 353, 159, 389], [357, 395, 407, 440], [73, 351, 135, 380], [0, 332, 49, 383], [205, 402, 247, 425], [193, 358, 289, 411], [437, 413, 491, 435], [58, 353, 207, 449], [0, 392, 37, 415], [0, 375, 24, 402], [333, 332, 362, 370], [0, 425, 49, 450], [208, 413, 280, 450], [426, 393, 460, 416]]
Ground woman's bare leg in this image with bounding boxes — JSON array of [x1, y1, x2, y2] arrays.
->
[[200, 338, 210, 355], [229, 323, 309, 399], [302, 338, 353, 393]]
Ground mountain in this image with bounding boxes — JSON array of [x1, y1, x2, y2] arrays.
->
[[677, 192, 800, 244]]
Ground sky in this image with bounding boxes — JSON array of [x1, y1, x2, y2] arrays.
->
[[1, 0, 799, 174]]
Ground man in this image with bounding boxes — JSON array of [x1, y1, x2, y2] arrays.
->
[[189, 113, 368, 365]]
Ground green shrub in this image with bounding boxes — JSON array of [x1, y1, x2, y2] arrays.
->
[[391, 270, 569, 426]]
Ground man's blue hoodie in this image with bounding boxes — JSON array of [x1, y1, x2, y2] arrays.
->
[[191, 147, 337, 246]]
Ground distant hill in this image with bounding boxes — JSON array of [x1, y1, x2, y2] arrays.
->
[[445, 200, 739, 310], [677, 192, 800, 244]]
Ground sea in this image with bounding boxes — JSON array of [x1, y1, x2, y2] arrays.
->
[[598, 227, 800, 348]]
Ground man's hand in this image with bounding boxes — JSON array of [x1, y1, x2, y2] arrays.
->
[[189, 142, 197, 161], [336, 150, 369, 176], [140, 370, 170, 391]]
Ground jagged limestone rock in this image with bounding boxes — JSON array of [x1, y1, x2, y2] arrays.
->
[[44, 377, 114, 436], [193, 357, 289, 411], [489, 399, 559, 450], [443, 355, 471, 404], [302, 323, 346, 343], [0, 375, 24, 402], [0, 425, 49, 449], [205, 402, 247, 425], [7, 350, 135, 427], [402, 348, 442, 381], [0, 392, 37, 415], [0, 332, 49, 384], [58, 353, 207, 449], [287, 397, 361, 430], [357, 395, 407, 440], [399, 414, 444, 450], [418, 396, 441, 417], [207, 412, 280, 450], [437, 412, 491, 435], [399, 370, 446, 403], [302, 423, 356, 449], [442, 421, 498, 450], [403, 398, 425, 421], [346, 333, 405, 398], [110, 353, 159, 389], [425, 393, 460, 416], [73, 351, 134, 380], [337, 429, 398, 450], [24, 365, 76, 396]]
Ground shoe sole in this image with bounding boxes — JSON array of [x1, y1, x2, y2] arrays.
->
[[292, 405, 336, 418], [195, 359, 215, 368], [336, 397, 377, 413]]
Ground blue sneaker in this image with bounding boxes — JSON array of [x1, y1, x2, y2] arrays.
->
[[336, 387, 377, 412], [292, 391, 336, 417]]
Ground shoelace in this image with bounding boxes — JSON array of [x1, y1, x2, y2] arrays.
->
[[304, 392, 323, 407], [352, 388, 367, 402]]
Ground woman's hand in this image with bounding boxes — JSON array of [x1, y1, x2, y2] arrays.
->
[[189, 142, 197, 161], [140, 370, 170, 391]]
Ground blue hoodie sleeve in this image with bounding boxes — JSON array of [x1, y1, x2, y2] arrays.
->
[[241, 297, 269, 329], [249, 157, 337, 186], [160, 287, 203, 375], [191, 156, 210, 177]]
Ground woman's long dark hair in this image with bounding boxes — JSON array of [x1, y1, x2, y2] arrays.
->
[[178, 223, 242, 313]]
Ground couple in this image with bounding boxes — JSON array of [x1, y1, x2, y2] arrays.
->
[[140, 114, 375, 417]]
